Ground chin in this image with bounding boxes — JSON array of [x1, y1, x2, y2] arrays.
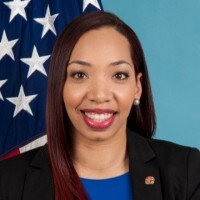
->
[[83, 130, 118, 143]]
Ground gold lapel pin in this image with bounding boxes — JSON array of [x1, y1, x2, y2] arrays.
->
[[145, 176, 155, 185]]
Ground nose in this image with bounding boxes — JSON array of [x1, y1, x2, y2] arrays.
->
[[86, 79, 112, 104]]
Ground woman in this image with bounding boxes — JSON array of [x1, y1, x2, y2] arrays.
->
[[0, 12, 200, 200]]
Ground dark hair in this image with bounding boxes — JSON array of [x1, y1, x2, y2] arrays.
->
[[46, 11, 156, 200]]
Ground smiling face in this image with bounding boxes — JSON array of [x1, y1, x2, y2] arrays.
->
[[63, 27, 142, 143]]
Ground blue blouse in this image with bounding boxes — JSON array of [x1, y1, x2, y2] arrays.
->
[[81, 172, 134, 200]]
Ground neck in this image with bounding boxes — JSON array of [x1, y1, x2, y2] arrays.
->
[[73, 131, 128, 179]]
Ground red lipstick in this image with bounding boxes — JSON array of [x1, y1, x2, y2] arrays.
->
[[81, 109, 116, 130]]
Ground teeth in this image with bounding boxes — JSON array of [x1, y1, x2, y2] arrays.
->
[[85, 112, 113, 122]]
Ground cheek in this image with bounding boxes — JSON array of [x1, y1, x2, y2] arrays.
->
[[118, 93, 134, 112], [114, 84, 136, 106], [63, 84, 82, 109], [113, 87, 135, 120]]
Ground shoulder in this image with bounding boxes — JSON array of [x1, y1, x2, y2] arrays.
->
[[148, 137, 200, 173], [128, 130, 200, 165], [128, 130, 200, 198], [149, 138, 200, 198], [0, 146, 45, 174], [134, 133, 200, 173], [0, 146, 47, 198], [147, 137, 200, 166], [131, 131, 200, 198], [148, 137, 199, 158], [147, 136, 200, 199]]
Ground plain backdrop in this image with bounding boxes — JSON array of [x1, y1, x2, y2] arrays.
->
[[102, 0, 200, 148]]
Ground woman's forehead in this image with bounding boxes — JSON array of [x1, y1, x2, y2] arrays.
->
[[69, 27, 132, 64]]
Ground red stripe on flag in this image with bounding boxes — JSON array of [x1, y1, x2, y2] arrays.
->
[[0, 149, 20, 161]]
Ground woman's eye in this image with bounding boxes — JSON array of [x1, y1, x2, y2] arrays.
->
[[114, 72, 129, 80], [71, 72, 87, 79]]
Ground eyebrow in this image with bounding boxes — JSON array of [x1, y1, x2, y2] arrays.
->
[[67, 60, 133, 68], [109, 60, 133, 68], [68, 60, 91, 67]]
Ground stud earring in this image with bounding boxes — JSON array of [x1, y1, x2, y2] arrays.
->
[[133, 99, 140, 106]]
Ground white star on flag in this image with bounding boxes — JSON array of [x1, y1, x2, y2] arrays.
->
[[20, 46, 50, 78], [0, 30, 18, 61], [34, 5, 59, 39], [3, 0, 31, 22], [0, 79, 8, 101], [83, 0, 101, 11], [7, 85, 37, 118]]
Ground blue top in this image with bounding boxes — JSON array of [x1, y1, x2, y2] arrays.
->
[[81, 172, 134, 200]]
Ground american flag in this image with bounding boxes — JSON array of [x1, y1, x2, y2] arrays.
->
[[0, 0, 103, 160]]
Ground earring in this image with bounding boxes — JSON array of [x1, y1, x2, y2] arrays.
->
[[133, 99, 140, 106]]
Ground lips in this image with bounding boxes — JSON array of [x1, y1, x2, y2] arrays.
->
[[81, 109, 117, 129]]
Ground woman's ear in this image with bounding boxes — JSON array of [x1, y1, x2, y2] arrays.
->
[[134, 72, 142, 99]]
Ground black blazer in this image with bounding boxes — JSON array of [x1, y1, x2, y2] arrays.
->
[[0, 130, 200, 200]]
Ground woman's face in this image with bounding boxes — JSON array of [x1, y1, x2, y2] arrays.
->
[[63, 27, 142, 143]]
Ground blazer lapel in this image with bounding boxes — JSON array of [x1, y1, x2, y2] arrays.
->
[[127, 130, 163, 200], [22, 146, 54, 200]]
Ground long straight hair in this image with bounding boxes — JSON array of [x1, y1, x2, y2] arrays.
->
[[46, 11, 156, 200]]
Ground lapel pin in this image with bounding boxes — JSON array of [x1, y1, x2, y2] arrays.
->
[[145, 176, 155, 185]]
